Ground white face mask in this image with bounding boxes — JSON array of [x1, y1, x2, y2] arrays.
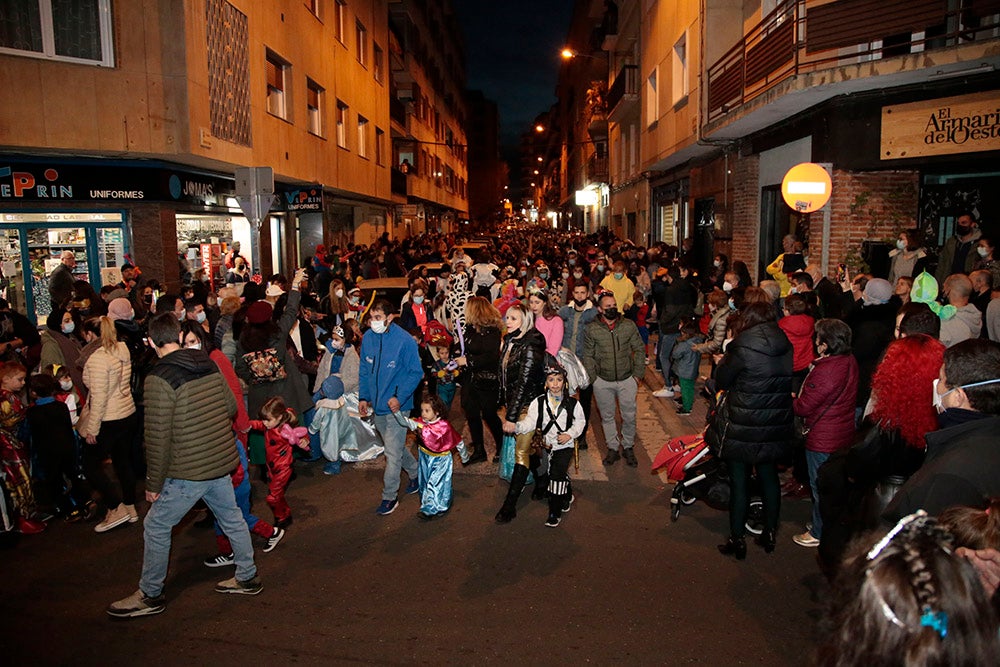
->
[[789, 287, 798, 295], [722, 281, 734, 293], [59, 379, 73, 391], [896, 239, 906, 250], [195, 311, 207, 324], [335, 289, 345, 298], [187, 342, 202, 351], [713, 260, 721, 268], [978, 246, 990, 258], [178, 309, 186, 321], [562, 271, 569, 279], [370, 319, 387, 334]]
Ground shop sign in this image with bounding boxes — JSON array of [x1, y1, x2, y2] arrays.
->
[[0, 161, 235, 205], [397, 204, 418, 216], [282, 186, 324, 212], [881, 91, 1000, 159]]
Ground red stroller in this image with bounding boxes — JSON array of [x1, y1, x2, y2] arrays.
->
[[652, 432, 763, 533]]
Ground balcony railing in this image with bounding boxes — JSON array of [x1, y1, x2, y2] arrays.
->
[[587, 154, 609, 182], [706, 0, 1000, 123], [607, 65, 639, 116], [391, 168, 407, 196]]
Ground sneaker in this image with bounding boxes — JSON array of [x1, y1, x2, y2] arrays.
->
[[676, 409, 692, 416], [562, 494, 576, 513], [215, 576, 263, 595], [16, 516, 46, 534], [204, 552, 235, 568], [275, 516, 293, 529], [124, 504, 139, 523], [107, 590, 166, 618], [376, 498, 399, 516], [322, 461, 342, 475], [622, 448, 638, 467], [262, 527, 285, 553], [404, 479, 420, 495], [544, 513, 562, 527], [95, 505, 131, 533], [602, 449, 621, 466], [793, 531, 820, 548], [652, 388, 674, 398]]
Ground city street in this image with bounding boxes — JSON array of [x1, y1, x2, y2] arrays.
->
[[2, 375, 825, 666]]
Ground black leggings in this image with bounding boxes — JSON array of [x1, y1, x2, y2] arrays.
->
[[728, 460, 780, 538], [82, 412, 139, 508], [461, 381, 504, 455]]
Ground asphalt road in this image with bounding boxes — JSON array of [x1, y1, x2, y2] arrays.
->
[[2, 371, 826, 666]]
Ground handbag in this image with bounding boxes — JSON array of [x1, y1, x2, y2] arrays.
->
[[241, 348, 288, 384]]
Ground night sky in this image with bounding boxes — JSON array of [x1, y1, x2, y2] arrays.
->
[[453, 0, 575, 157]]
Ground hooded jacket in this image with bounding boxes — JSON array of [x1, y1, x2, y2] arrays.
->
[[939, 303, 983, 348], [793, 354, 859, 453], [559, 300, 598, 358], [358, 322, 424, 415], [711, 321, 794, 463], [778, 313, 816, 372], [144, 348, 238, 493]]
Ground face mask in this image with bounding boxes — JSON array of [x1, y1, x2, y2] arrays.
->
[[978, 246, 989, 258], [713, 260, 721, 268], [561, 271, 569, 279], [957, 224, 972, 236], [568, 259, 576, 266], [349, 296, 360, 305], [412, 295, 425, 304], [62, 321, 75, 334], [520, 270, 527, 277], [187, 342, 202, 351], [335, 289, 344, 298], [332, 339, 345, 350], [195, 311, 207, 324], [539, 272, 548, 280], [728, 298, 736, 310], [574, 272, 583, 279], [370, 319, 387, 334], [179, 309, 186, 321], [789, 287, 798, 295], [597, 264, 605, 271], [896, 239, 906, 251], [722, 281, 734, 293], [603, 308, 620, 321], [933, 377, 1000, 412], [573, 298, 587, 307], [614, 272, 624, 280], [59, 380, 73, 391]]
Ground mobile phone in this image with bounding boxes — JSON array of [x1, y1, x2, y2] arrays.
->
[[836, 263, 847, 282]]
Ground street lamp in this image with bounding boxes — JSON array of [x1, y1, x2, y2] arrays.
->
[[535, 124, 545, 133], [561, 48, 602, 61]]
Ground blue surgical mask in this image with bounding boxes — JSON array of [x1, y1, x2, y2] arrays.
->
[[728, 298, 735, 310], [62, 321, 75, 334], [412, 295, 425, 304], [614, 272, 624, 280]]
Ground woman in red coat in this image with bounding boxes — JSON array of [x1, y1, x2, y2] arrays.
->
[[792, 319, 859, 548]]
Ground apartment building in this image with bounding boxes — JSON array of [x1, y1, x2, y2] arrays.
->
[[388, 0, 469, 237]]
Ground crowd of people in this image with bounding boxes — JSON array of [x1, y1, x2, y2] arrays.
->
[[2, 218, 1000, 658]]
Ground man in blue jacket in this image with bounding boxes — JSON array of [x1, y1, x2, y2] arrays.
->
[[359, 299, 424, 515]]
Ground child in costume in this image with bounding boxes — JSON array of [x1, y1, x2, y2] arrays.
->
[[515, 362, 585, 527], [309, 374, 358, 475], [433, 344, 459, 409], [670, 319, 705, 416], [26, 373, 87, 521], [46, 364, 82, 425], [249, 397, 309, 528], [0, 361, 45, 534], [391, 394, 469, 520]]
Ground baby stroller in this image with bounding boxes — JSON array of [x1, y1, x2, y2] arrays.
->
[[652, 433, 764, 535]]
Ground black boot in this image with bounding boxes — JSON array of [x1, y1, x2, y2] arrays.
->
[[532, 475, 549, 501], [755, 528, 776, 554], [464, 445, 488, 466], [718, 536, 747, 560], [495, 465, 529, 523]]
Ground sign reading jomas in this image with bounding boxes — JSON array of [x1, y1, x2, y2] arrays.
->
[[881, 91, 1000, 159]]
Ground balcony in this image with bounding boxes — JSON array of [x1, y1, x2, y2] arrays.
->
[[391, 168, 407, 196], [706, 0, 1000, 127], [390, 96, 407, 128], [607, 65, 639, 122], [587, 154, 609, 182]]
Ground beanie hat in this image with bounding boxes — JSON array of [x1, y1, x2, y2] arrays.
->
[[107, 298, 134, 321], [861, 278, 893, 306], [319, 374, 344, 401], [246, 300, 273, 324]]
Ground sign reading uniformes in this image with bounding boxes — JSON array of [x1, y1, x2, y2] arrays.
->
[[881, 91, 1000, 159]]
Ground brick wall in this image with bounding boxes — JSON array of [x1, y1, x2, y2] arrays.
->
[[826, 169, 920, 278], [729, 152, 760, 281]]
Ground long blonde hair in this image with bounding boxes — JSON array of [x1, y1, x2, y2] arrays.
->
[[99, 316, 118, 353]]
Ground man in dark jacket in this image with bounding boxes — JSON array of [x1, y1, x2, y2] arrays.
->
[[108, 313, 259, 618], [583, 292, 646, 467], [652, 265, 697, 399], [47, 251, 76, 311], [884, 339, 1000, 522]]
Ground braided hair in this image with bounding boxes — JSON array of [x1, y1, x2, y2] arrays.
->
[[817, 513, 999, 666]]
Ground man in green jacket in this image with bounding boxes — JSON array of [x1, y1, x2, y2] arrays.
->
[[108, 313, 260, 618], [583, 292, 646, 467]]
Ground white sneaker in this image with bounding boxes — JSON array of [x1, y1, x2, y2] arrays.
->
[[124, 504, 139, 523], [652, 388, 674, 398]]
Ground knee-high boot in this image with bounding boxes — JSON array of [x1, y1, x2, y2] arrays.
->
[[495, 464, 529, 523], [530, 453, 548, 501]]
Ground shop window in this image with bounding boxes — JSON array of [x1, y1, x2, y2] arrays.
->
[[336, 100, 348, 148], [355, 20, 367, 66], [357, 116, 369, 158], [266, 50, 289, 119], [375, 127, 385, 165], [307, 78, 324, 137], [0, 0, 115, 66], [373, 42, 384, 83], [334, 0, 346, 44]]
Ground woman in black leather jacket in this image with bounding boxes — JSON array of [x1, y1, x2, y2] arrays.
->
[[455, 297, 504, 465], [495, 302, 546, 523]]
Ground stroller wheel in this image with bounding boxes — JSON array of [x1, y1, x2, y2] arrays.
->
[[679, 490, 697, 506], [745, 498, 764, 536], [670, 504, 680, 522]]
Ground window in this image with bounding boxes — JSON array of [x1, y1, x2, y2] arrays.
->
[[0, 0, 115, 66], [355, 21, 367, 66], [645, 67, 658, 127], [672, 32, 689, 104], [307, 79, 324, 137], [373, 43, 384, 83], [334, 0, 346, 43], [357, 116, 369, 158], [266, 51, 289, 119], [375, 127, 385, 165], [336, 100, 348, 148], [305, 0, 320, 19]]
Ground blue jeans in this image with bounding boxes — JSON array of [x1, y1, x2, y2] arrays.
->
[[658, 332, 679, 387], [806, 450, 831, 539], [374, 413, 417, 501], [140, 476, 256, 597]]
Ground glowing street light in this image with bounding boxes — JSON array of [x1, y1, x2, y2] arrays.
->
[[560, 48, 575, 60], [536, 156, 543, 162], [533, 169, 539, 175], [535, 124, 545, 133]]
